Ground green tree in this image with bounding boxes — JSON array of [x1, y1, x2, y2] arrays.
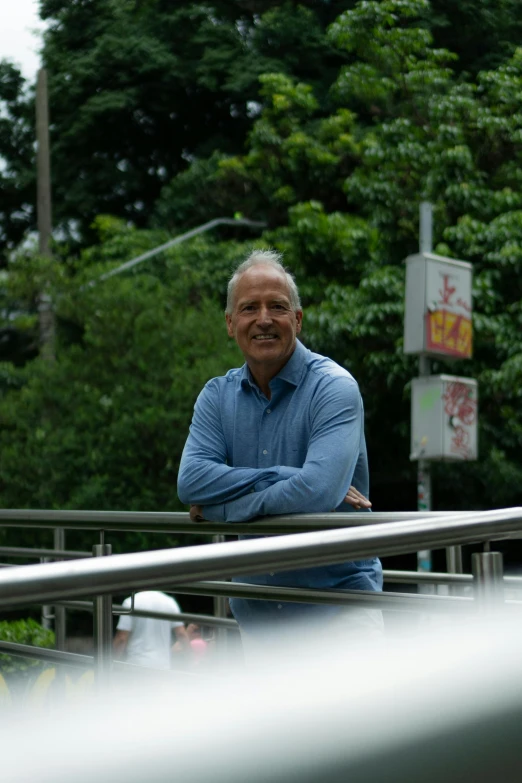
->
[[166, 0, 522, 511], [36, 0, 354, 245], [0, 619, 55, 677], [0, 219, 244, 525], [3, 0, 522, 518], [0, 62, 35, 258], [312, 1, 522, 509], [428, 0, 522, 75], [2, 0, 522, 253]]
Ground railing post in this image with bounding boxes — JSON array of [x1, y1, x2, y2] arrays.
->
[[472, 551, 504, 612], [53, 528, 67, 649], [446, 545, 464, 596], [446, 545, 463, 574], [92, 544, 113, 688], [41, 554, 52, 631], [213, 534, 228, 661]]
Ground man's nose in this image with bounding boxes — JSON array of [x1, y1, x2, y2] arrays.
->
[[256, 306, 273, 325]]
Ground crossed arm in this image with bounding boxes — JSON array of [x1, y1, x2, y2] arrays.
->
[[177, 376, 370, 523], [190, 483, 369, 520]]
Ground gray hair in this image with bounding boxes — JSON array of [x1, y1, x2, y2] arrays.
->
[[226, 249, 301, 314]]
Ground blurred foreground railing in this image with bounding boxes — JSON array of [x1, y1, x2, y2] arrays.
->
[[0, 506, 521, 682]]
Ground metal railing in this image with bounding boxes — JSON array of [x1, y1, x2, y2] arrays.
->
[[0, 506, 521, 681], [0, 508, 471, 535], [3, 507, 522, 604]]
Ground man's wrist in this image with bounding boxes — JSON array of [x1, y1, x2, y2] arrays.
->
[[199, 503, 226, 523]]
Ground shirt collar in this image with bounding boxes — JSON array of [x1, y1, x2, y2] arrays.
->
[[240, 339, 307, 391]]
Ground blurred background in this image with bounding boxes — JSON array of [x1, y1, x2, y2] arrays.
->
[[0, 0, 521, 641]]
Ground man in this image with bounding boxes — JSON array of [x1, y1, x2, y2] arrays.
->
[[113, 590, 189, 669], [177, 250, 382, 643]]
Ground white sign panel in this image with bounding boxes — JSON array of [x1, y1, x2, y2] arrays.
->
[[411, 375, 478, 461], [404, 253, 473, 359]]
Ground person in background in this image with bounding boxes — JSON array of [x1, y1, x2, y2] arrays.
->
[[186, 623, 214, 667], [113, 590, 189, 669]]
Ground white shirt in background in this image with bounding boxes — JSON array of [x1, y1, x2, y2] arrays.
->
[[116, 591, 183, 669]]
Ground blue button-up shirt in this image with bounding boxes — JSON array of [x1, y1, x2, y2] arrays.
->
[[177, 340, 382, 630]]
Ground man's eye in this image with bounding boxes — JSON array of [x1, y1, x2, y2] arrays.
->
[[272, 304, 286, 311], [241, 305, 256, 312]]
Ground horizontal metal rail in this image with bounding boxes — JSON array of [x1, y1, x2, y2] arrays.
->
[[0, 546, 90, 560], [0, 507, 520, 610], [384, 569, 473, 585], [172, 580, 475, 613], [0, 560, 519, 592], [0, 642, 205, 675], [174, 581, 522, 611], [61, 600, 238, 629], [0, 556, 512, 592], [3, 553, 522, 592], [384, 570, 522, 586], [0, 641, 93, 668], [0, 509, 477, 535]]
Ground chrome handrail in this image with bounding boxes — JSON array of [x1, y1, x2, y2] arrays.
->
[[171, 580, 475, 613], [61, 600, 238, 629], [0, 508, 473, 535], [0, 546, 90, 560], [0, 507, 520, 610]]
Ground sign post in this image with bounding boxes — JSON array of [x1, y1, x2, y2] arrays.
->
[[404, 253, 473, 361], [404, 204, 477, 586]]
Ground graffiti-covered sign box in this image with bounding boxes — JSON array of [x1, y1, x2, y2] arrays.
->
[[410, 375, 478, 461], [404, 253, 473, 359]]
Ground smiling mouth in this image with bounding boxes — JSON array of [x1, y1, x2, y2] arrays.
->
[[252, 334, 278, 340]]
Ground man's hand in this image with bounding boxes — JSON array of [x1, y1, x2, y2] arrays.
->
[[190, 504, 205, 522], [344, 485, 372, 510]]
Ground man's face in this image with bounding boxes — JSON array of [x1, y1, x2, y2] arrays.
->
[[226, 265, 303, 378]]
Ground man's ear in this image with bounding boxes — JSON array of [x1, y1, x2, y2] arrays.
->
[[295, 309, 303, 334], [225, 313, 234, 337]]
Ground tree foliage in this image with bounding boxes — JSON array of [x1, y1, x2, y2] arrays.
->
[[0, 63, 34, 254], [0, 619, 55, 676], [3, 0, 522, 254], [33, 0, 354, 246], [161, 0, 522, 510], [0, 219, 243, 518], [0, 0, 522, 521]]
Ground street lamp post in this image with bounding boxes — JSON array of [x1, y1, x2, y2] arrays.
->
[[85, 217, 267, 288]]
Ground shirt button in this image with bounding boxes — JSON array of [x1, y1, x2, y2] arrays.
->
[[262, 449, 268, 455], [266, 408, 271, 414], [277, 604, 282, 610], [269, 572, 274, 577]]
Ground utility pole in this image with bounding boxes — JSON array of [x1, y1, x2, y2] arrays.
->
[[36, 68, 65, 648], [417, 202, 433, 577], [36, 68, 55, 361]]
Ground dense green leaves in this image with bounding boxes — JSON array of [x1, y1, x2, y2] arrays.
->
[[1, 0, 521, 253], [1, 0, 522, 520], [0, 619, 55, 675], [0, 63, 35, 255], [33, 0, 354, 244], [0, 225, 243, 513]]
